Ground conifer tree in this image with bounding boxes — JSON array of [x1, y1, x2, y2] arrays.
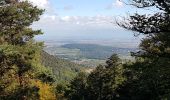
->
[[65, 72, 87, 100], [0, 0, 47, 99], [117, 0, 170, 99]]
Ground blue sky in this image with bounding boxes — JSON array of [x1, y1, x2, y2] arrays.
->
[[47, 0, 155, 16], [28, 0, 154, 47], [49, 0, 126, 16], [47, 0, 142, 16]]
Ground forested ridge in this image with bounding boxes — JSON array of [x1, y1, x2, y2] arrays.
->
[[41, 51, 84, 83], [0, 0, 170, 100]]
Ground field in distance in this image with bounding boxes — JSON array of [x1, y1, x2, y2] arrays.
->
[[44, 43, 138, 67]]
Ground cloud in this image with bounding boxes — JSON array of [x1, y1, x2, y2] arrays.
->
[[58, 15, 115, 26], [32, 15, 117, 33], [25, 0, 49, 9], [47, 15, 113, 25], [25, 0, 58, 19], [61, 16, 72, 22], [33, 15, 139, 48], [114, 0, 123, 7], [106, 0, 123, 10], [43, 15, 56, 20]]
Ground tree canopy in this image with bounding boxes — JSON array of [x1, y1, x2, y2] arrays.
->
[[116, 0, 170, 99], [0, 0, 56, 99]]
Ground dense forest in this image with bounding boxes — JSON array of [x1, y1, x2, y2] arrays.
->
[[0, 0, 170, 100], [0, 0, 57, 99], [41, 51, 84, 83]]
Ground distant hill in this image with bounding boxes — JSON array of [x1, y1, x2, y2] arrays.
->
[[44, 43, 138, 67], [61, 43, 138, 60], [41, 51, 84, 83]]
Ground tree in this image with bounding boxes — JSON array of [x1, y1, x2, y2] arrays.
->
[[117, 0, 170, 99], [87, 65, 105, 100], [65, 54, 124, 100], [0, 0, 55, 99], [119, 0, 170, 59], [87, 54, 124, 100], [106, 54, 120, 68], [65, 72, 88, 100]]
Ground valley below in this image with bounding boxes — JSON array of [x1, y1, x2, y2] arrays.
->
[[44, 43, 138, 67]]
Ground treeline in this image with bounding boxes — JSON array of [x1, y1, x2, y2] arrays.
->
[[62, 53, 170, 100], [62, 54, 124, 100], [41, 51, 83, 83]]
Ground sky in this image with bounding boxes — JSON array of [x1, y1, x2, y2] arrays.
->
[[27, 0, 155, 47]]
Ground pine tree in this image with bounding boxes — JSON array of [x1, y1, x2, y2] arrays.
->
[[117, 0, 170, 99], [65, 72, 87, 100], [0, 0, 47, 99], [87, 54, 124, 100]]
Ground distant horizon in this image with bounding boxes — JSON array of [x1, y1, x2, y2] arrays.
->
[[36, 38, 141, 49], [30, 0, 149, 48], [35, 29, 142, 48]]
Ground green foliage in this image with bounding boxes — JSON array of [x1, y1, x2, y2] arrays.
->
[[0, 0, 57, 99], [1, 0, 170, 99], [116, 58, 170, 100], [86, 54, 124, 100], [41, 51, 84, 84], [0, 1, 43, 45], [1, 86, 40, 100], [33, 80, 56, 100], [106, 54, 120, 68], [65, 54, 125, 100], [116, 0, 170, 99], [65, 72, 88, 100]]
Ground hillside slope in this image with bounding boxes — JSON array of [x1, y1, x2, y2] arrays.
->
[[41, 51, 84, 83]]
